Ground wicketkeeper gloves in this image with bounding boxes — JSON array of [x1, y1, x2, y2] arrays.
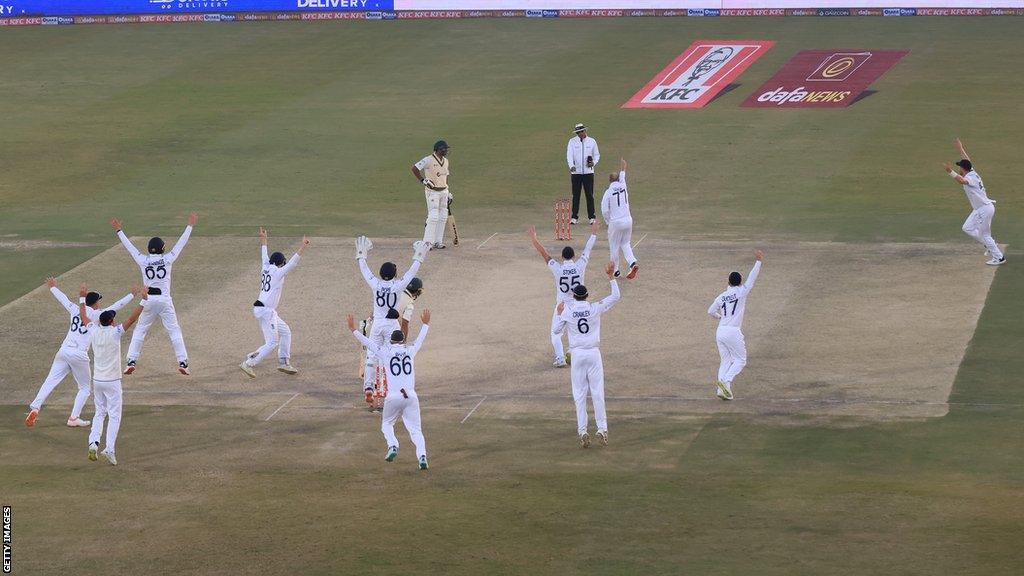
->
[[355, 236, 373, 260], [412, 240, 430, 263]]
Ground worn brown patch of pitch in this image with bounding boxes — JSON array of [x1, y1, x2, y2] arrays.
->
[[0, 236, 996, 422]]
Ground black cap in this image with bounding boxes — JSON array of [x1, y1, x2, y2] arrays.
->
[[99, 310, 117, 326], [956, 159, 973, 171], [572, 284, 589, 299], [390, 330, 406, 343], [380, 262, 397, 281], [407, 277, 423, 293], [148, 237, 165, 254], [269, 252, 286, 267], [85, 292, 102, 306], [433, 140, 449, 151], [386, 308, 400, 320]]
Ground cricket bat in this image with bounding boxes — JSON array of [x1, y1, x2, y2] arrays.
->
[[448, 206, 460, 246]]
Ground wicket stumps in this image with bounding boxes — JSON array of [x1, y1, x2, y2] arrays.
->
[[554, 199, 572, 240], [373, 364, 388, 412]]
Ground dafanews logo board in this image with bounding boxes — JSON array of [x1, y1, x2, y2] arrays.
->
[[742, 49, 908, 108], [622, 40, 774, 109]]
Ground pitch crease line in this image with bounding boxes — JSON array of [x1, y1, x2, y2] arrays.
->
[[477, 233, 498, 249], [461, 396, 487, 424], [265, 392, 300, 422], [633, 232, 648, 248]]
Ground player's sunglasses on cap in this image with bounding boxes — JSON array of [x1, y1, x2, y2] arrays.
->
[[573, 123, 587, 133]]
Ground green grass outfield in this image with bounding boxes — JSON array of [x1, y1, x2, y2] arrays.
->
[[1, 17, 1023, 575]]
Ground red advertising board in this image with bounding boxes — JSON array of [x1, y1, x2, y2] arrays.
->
[[622, 40, 774, 109], [742, 49, 908, 108]]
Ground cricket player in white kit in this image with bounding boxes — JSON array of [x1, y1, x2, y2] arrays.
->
[[78, 284, 147, 466], [239, 229, 310, 378], [111, 212, 198, 375], [411, 140, 452, 249], [396, 277, 423, 338], [355, 236, 429, 404], [348, 309, 433, 470], [25, 279, 133, 428], [944, 138, 1005, 266], [600, 158, 640, 280], [707, 250, 764, 400], [554, 263, 620, 448], [528, 222, 599, 367]]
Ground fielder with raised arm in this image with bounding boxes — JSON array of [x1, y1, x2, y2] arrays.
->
[[25, 279, 133, 428], [601, 158, 640, 279], [348, 309, 433, 470], [554, 262, 620, 448], [529, 221, 598, 367], [239, 228, 310, 378], [78, 283, 147, 466], [355, 236, 429, 405], [110, 212, 197, 375], [411, 140, 452, 250], [943, 138, 1005, 266], [707, 250, 764, 401]]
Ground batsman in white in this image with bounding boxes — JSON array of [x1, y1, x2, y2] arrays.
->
[[355, 236, 429, 404], [347, 309, 433, 470], [707, 250, 764, 401], [528, 221, 598, 367], [411, 140, 452, 250], [554, 262, 620, 448], [397, 277, 423, 338], [110, 212, 197, 375], [25, 278, 133, 428], [601, 158, 640, 280], [239, 228, 310, 378], [78, 283, 148, 466], [943, 138, 1005, 266]]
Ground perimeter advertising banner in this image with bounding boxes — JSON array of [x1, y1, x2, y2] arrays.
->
[[1, 0, 391, 16], [742, 49, 908, 107], [623, 40, 774, 108]]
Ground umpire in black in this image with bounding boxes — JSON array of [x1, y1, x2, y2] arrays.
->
[[565, 123, 601, 224]]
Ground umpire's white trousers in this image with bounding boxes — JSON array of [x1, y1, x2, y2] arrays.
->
[[423, 189, 450, 246], [126, 295, 188, 363], [716, 326, 747, 384], [570, 347, 607, 435], [962, 203, 1003, 260], [89, 379, 123, 453], [607, 217, 637, 274], [381, 390, 426, 458], [30, 345, 91, 419], [248, 306, 292, 365], [362, 319, 394, 391]]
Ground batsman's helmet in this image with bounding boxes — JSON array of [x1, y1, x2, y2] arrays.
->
[[386, 308, 400, 320], [729, 272, 742, 287], [572, 285, 589, 300], [269, 252, 287, 267], [148, 237, 165, 254], [433, 140, 449, 152], [407, 277, 423, 294], [99, 310, 117, 326], [85, 292, 102, 307], [561, 246, 575, 260], [380, 262, 397, 281], [390, 330, 406, 344]]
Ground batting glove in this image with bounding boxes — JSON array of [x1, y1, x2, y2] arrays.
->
[[422, 178, 435, 189]]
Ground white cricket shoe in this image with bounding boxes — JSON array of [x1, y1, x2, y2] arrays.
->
[[67, 417, 91, 427], [596, 430, 608, 446], [986, 257, 1006, 266], [588, 218, 596, 225], [277, 364, 298, 375], [385, 446, 398, 462], [88, 442, 99, 461], [570, 218, 578, 225], [579, 433, 591, 448], [433, 243, 446, 249], [553, 356, 567, 368], [715, 380, 733, 401], [239, 361, 256, 379], [178, 361, 191, 376], [101, 450, 117, 466]]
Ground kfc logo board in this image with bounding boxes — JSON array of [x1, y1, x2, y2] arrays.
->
[[623, 40, 774, 109], [742, 49, 908, 108]]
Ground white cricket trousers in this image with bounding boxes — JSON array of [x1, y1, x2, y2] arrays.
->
[[248, 306, 292, 365], [962, 203, 1003, 260], [30, 346, 91, 419], [362, 320, 392, 391], [570, 347, 607, 435], [423, 189, 450, 245], [89, 379, 123, 453], [607, 217, 637, 274], [716, 326, 747, 384], [126, 295, 188, 363], [550, 305, 567, 360], [381, 390, 426, 458]]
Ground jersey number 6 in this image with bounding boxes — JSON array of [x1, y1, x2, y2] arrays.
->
[[577, 317, 590, 334], [389, 355, 413, 376]]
